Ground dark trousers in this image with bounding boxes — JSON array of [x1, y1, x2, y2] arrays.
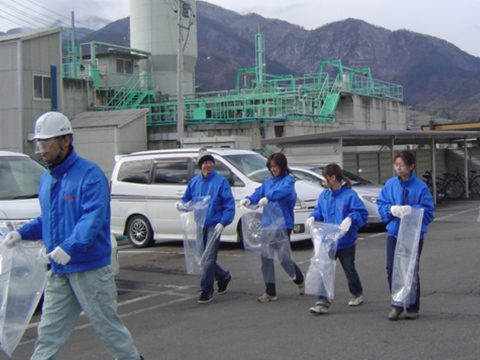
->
[[261, 229, 304, 296], [316, 244, 362, 306], [386, 235, 424, 312]]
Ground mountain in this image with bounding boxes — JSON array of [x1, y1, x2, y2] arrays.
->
[[75, 2, 480, 123], [0, 28, 28, 36], [194, 2, 480, 123]]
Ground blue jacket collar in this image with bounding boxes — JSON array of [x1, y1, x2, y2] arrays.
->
[[398, 170, 417, 186], [49, 148, 78, 178], [202, 169, 217, 180]]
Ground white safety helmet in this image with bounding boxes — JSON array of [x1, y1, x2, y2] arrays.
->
[[33, 112, 73, 139]]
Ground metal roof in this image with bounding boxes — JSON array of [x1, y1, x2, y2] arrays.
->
[[0, 28, 61, 43], [70, 109, 149, 129], [261, 129, 480, 148]]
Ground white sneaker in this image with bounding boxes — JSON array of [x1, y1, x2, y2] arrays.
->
[[309, 304, 329, 315], [348, 295, 363, 306], [257, 293, 278, 303]]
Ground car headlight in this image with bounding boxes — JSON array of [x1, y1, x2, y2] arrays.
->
[[294, 199, 308, 210], [361, 196, 378, 204], [293, 224, 305, 234], [0, 220, 31, 237]]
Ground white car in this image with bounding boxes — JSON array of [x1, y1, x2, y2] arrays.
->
[[0, 151, 119, 274], [289, 165, 383, 225], [110, 148, 322, 247], [0, 151, 46, 235]]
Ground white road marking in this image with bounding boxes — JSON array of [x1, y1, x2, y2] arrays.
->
[[20, 286, 197, 346]]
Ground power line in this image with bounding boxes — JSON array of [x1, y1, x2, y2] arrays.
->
[[11, 0, 69, 25], [0, 12, 33, 30], [1, 0, 130, 44], [0, 4, 51, 29], [0, 0, 59, 27], [17, 0, 124, 35]]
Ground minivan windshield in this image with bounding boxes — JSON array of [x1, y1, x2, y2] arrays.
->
[[0, 156, 45, 200], [221, 153, 271, 183]]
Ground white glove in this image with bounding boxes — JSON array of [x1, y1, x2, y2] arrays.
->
[[402, 205, 412, 217], [4, 231, 22, 248], [339, 217, 352, 235], [212, 223, 224, 240], [175, 201, 187, 212], [258, 197, 269, 207], [390, 205, 412, 218], [305, 217, 315, 229], [47, 246, 71, 265], [239, 198, 251, 207]]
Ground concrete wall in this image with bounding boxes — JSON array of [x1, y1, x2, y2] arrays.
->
[[336, 94, 407, 131], [62, 78, 90, 120], [73, 127, 117, 175], [73, 113, 148, 177], [445, 147, 480, 174], [117, 119, 148, 156], [183, 135, 252, 150]]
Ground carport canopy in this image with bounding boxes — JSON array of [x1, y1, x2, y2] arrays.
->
[[261, 129, 480, 201]]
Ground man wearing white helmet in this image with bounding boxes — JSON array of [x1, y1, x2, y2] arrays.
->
[[4, 112, 143, 359]]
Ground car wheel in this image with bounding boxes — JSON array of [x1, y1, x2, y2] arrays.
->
[[240, 213, 263, 248], [127, 215, 154, 248]]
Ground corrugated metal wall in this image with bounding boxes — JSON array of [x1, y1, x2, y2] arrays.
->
[[344, 149, 447, 184]]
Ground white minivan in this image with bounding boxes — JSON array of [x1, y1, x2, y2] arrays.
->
[[110, 148, 321, 248]]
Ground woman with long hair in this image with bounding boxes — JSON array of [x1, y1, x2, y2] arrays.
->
[[240, 153, 305, 302]]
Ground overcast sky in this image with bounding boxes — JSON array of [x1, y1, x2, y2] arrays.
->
[[1, 0, 479, 57]]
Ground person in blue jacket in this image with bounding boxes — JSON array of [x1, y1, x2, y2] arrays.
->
[[178, 151, 235, 304], [4, 112, 143, 360], [377, 150, 434, 321], [240, 153, 305, 303], [305, 163, 368, 315]]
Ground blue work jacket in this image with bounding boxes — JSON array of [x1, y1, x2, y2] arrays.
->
[[18, 149, 112, 274], [247, 172, 296, 229], [310, 185, 368, 250], [377, 171, 435, 238], [182, 169, 235, 228]]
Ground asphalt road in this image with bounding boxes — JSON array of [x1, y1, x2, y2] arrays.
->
[[4, 198, 480, 360]]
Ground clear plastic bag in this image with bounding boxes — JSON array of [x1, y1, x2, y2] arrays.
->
[[241, 202, 295, 284], [391, 207, 424, 307], [180, 196, 211, 275], [305, 222, 340, 300], [0, 236, 48, 357]]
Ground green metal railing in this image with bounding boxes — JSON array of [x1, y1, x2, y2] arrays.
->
[[60, 30, 403, 126]]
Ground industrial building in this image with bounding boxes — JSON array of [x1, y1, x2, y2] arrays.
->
[[0, 0, 478, 186]]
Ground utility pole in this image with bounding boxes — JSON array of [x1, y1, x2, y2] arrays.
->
[[71, 12, 77, 78], [176, 0, 184, 148]]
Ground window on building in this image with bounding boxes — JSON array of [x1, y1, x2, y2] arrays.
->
[[116, 59, 134, 74], [33, 75, 52, 100]]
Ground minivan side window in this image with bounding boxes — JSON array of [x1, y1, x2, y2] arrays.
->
[[117, 160, 152, 184], [153, 159, 190, 184], [194, 161, 244, 187]]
